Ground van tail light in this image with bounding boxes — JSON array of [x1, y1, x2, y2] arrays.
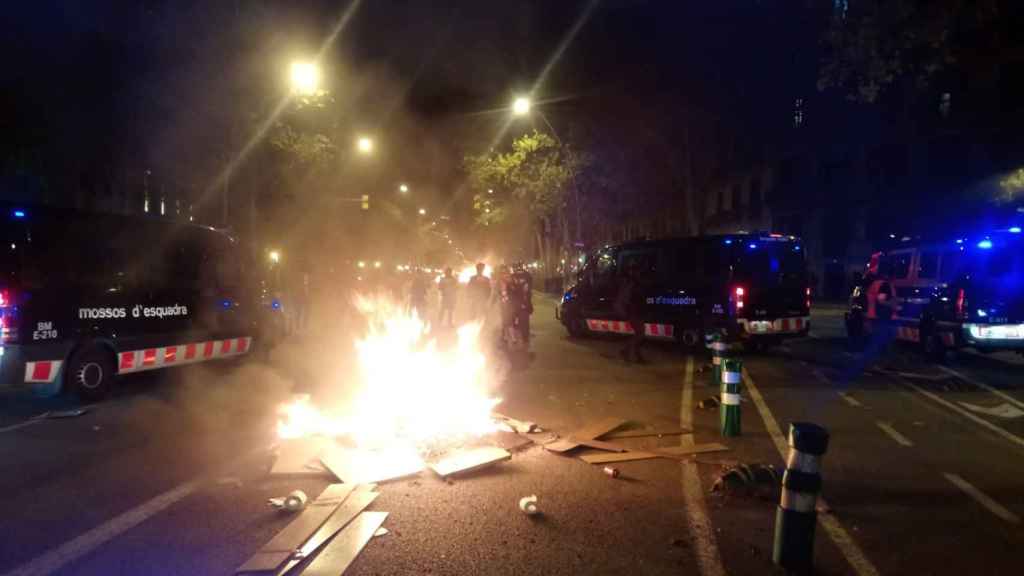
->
[[733, 286, 745, 314], [0, 288, 18, 343], [954, 288, 967, 320], [805, 287, 812, 310]]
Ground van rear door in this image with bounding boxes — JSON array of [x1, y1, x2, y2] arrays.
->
[[730, 239, 808, 318]]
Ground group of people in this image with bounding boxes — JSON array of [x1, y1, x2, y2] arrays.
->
[[406, 262, 533, 347]]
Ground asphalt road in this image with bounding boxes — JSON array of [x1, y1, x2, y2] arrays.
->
[[1, 296, 1023, 575]]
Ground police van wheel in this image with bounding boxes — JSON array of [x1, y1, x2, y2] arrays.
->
[[565, 315, 587, 338], [67, 346, 116, 402]]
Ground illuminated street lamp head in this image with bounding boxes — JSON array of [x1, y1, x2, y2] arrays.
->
[[418, 208, 427, 215], [399, 183, 409, 193], [357, 136, 374, 154], [289, 61, 320, 95], [512, 96, 531, 116], [268, 250, 281, 263]]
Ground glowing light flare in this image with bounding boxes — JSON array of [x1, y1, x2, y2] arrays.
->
[[275, 295, 502, 450], [290, 61, 321, 95]]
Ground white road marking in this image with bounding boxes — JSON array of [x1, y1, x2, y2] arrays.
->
[[838, 392, 864, 408], [875, 422, 913, 447], [936, 365, 1024, 412], [0, 480, 201, 576], [899, 379, 1024, 451], [943, 473, 1021, 524], [743, 368, 881, 576], [680, 356, 726, 576]]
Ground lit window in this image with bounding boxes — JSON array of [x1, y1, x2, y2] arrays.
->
[[939, 92, 951, 118], [793, 98, 805, 128]]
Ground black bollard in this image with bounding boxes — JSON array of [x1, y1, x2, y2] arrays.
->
[[772, 422, 829, 573]]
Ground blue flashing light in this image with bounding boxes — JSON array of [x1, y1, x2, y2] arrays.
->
[[955, 239, 963, 244], [793, 245, 801, 251], [1010, 227, 1021, 234], [271, 299, 281, 310], [977, 239, 993, 249], [723, 239, 733, 245], [977, 309, 988, 318], [748, 243, 758, 249], [12, 210, 25, 218], [221, 299, 232, 309]]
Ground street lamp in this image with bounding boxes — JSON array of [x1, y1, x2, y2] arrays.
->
[[290, 61, 321, 95], [357, 136, 374, 154], [418, 208, 427, 215], [399, 183, 409, 193], [512, 96, 531, 116], [268, 250, 281, 264]]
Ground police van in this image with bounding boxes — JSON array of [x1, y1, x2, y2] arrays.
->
[[557, 234, 810, 348], [846, 228, 1024, 358], [0, 203, 264, 400]]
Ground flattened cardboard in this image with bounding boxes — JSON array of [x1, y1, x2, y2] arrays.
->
[[544, 417, 626, 453], [299, 512, 389, 576], [430, 446, 511, 477], [274, 490, 378, 575], [320, 446, 424, 484]]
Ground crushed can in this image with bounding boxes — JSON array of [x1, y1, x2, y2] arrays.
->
[[603, 466, 620, 478]]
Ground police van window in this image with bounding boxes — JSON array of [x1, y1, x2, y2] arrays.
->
[[939, 249, 963, 282], [618, 249, 657, 282], [890, 251, 912, 279], [593, 250, 616, 287], [917, 250, 939, 280]]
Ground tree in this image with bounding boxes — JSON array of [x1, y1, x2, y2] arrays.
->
[[818, 0, 1006, 102], [465, 132, 586, 274]]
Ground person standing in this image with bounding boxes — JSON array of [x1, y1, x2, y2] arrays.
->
[[409, 269, 429, 319], [438, 267, 458, 327], [511, 262, 533, 345], [615, 264, 646, 363], [467, 262, 492, 321]]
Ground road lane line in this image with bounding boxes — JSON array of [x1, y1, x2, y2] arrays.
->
[[936, 365, 1024, 412], [0, 480, 201, 576], [680, 356, 726, 576], [943, 473, 1021, 524], [838, 392, 864, 408], [899, 379, 1024, 450], [743, 368, 881, 576], [875, 422, 913, 447]]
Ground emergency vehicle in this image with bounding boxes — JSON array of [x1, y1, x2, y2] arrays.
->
[[557, 234, 810, 348], [845, 228, 1024, 358], [0, 203, 264, 400]]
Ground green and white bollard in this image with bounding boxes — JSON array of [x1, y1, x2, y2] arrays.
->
[[720, 358, 742, 436], [772, 422, 830, 573], [709, 335, 727, 387]]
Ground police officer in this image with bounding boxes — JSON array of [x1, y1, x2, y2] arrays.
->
[[467, 262, 492, 321], [615, 264, 646, 363], [438, 267, 458, 327], [511, 262, 534, 345]]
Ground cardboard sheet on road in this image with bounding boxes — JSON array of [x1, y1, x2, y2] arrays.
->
[[274, 489, 378, 576], [270, 437, 332, 476], [299, 511, 388, 576], [576, 438, 628, 452], [544, 417, 627, 452], [321, 446, 425, 484], [579, 443, 729, 464], [430, 446, 511, 477], [604, 427, 690, 440], [236, 484, 355, 573]]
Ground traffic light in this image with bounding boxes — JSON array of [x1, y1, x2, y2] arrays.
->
[[361, 194, 370, 210]]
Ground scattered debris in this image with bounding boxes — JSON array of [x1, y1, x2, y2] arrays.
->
[[492, 412, 538, 434], [430, 446, 511, 478], [46, 408, 91, 419], [576, 438, 628, 452], [579, 442, 729, 465], [373, 527, 390, 537], [957, 401, 1024, 419], [493, 430, 535, 452], [698, 397, 719, 409], [321, 445, 425, 485], [519, 495, 540, 515], [604, 427, 690, 440], [265, 486, 379, 575], [268, 490, 308, 512], [236, 484, 358, 574], [711, 463, 779, 498], [603, 466, 620, 478], [544, 417, 627, 452], [299, 511, 389, 576]]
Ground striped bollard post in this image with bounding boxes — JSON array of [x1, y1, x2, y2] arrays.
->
[[772, 422, 830, 573], [720, 358, 742, 436], [710, 336, 727, 387]]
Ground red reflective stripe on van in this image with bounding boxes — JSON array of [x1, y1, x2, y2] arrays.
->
[[185, 343, 197, 360], [220, 340, 232, 355], [142, 349, 157, 366], [203, 341, 214, 358], [31, 362, 51, 382], [164, 347, 177, 363], [236, 338, 249, 353], [120, 352, 135, 371]]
